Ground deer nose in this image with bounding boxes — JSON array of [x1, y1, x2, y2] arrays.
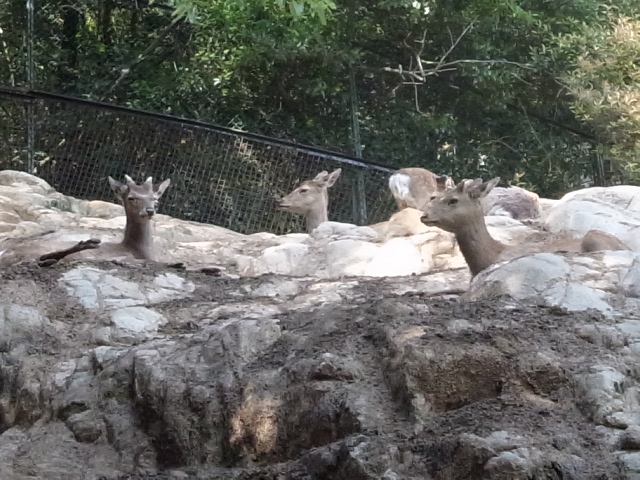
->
[[146, 208, 156, 217]]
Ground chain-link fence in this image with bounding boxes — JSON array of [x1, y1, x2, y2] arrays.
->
[[0, 88, 398, 235]]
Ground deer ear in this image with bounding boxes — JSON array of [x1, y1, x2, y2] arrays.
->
[[154, 178, 171, 198], [325, 168, 342, 187], [470, 177, 500, 199], [108, 176, 127, 196], [312, 171, 329, 182]]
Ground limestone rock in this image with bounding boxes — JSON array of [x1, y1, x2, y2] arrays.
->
[[545, 185, 640, 251], [2, 171, 640, 478]]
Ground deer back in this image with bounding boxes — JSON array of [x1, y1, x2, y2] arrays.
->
[[390, 167, 453, 211]]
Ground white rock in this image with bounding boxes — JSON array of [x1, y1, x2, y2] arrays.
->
[[108, 307, 167, 344], [324, 239, 380, 277], [545, 185, 640, 251], [92, 346, 126, 368], [608, 412, 640, 429], [248, 243, 311, 276], [363, 238, 426, 277], [310, 221, 378, 241], [250, 279, 301, 298], [1, 305, 48, 335], [466, 251, 640, 315], [578, 365, 629, 423], [618, 451, 640, 473]]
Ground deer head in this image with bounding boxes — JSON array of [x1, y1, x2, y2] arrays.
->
[[278, 168, 342, 232], [108, 174, 171, 219], [421, 177, 501, 233]]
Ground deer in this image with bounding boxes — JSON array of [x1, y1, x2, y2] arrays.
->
[[420, 176, 630, 277], [277, 168, 453, 244], [0, 174, 171, 267], [277, 168, 342, 233], [388, 167, 455, 211], [390, 167, 542, 220]]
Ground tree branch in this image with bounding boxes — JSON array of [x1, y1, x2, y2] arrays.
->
[[380, 21, 533, 116], [374, 21, 592, 142], [100, 18, 179, 101], [445, 79, 597, 141], [383, 59, 533, 83]]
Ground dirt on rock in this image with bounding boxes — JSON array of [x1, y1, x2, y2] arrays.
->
[[0, 261, 628, 479]]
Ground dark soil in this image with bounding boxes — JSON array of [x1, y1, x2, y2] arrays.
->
[[0, 260, 625, 479]]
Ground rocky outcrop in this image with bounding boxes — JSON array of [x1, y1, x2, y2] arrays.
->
[[0, 170, 466, 278], [1, 170, 640, 478], [545, 185, 640, 251], [0, 261, 634, 479]]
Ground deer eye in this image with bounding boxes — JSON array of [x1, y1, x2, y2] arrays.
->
[[128, 197, 136, 202], [430, 195, 437, 201], [447, 198, 459, 205], [299, 188, 309, 194]]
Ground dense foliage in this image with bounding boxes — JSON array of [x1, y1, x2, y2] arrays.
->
[[1, 0, 640, 197]]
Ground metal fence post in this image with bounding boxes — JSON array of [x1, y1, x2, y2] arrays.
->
[[349, 65, 367, 224], [26, 102, 35, 173], [355, 170, 366, 223], [25, 0, 36, 173]]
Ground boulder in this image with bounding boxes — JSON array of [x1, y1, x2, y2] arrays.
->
[[545, 185, 640, 251]]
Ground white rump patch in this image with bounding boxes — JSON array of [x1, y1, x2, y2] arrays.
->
[[389, 173, 412, 200]]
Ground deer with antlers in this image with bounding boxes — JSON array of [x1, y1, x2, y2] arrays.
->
[[0, 174, 171, 267]]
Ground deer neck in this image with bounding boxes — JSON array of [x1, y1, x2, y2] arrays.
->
[[305, 201, 329, 233], [305, 209, 328, 232], [454, 216, 506, 277], [121, 211, 154, 259]]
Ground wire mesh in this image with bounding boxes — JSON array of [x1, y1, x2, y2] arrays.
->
[[0, 89, 398, 235]]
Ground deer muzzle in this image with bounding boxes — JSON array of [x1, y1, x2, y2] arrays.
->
[[420, 213, 434, 225]]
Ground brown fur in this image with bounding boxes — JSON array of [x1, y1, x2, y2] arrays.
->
[[388, 167, 455, 211], [277, 169, 342, 233], [0, 174, 171, 266], [420, 177, 630, 277]]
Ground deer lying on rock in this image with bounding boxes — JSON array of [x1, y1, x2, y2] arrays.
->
[[391, 166, 541, 220], [0, 174, 171, 267], [389, 167, 455, 211], [278, 168, 437, 240], [420, 177, 630, 277]]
